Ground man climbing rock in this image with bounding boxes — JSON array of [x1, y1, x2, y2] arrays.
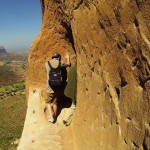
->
[[44, 52, 70, 123]]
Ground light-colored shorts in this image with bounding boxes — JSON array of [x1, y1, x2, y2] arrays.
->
[[41, 89, 61, 105]]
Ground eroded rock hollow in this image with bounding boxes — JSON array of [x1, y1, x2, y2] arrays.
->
[[19, 0, 150, 150]]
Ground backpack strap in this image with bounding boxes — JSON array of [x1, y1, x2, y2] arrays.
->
[[58, 61, 61, 70], [48, 61, 52, 70]]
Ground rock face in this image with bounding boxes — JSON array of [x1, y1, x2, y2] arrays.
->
[[21, 0, 150, 150], [0, 46, 7, 55]]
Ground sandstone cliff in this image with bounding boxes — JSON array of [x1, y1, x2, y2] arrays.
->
[[18, 0, 150, 150]]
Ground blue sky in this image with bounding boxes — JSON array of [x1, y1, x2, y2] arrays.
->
[[0, 0, 42, 52]]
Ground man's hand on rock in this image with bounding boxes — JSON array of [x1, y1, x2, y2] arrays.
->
[[65, 53, 70, 60]]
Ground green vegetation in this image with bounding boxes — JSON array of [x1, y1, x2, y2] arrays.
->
[[0, 65, 18, 87], [0, 52, 28, 87], [0, 94, 27, 150], [13, 83, 25, 91], [0, 82, 25, 99], [0, 83, 25, 93], [0, 52, 28, 149], [0, 62, 27, 87]]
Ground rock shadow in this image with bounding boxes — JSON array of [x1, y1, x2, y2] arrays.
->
[[54, 67, 72, 122]]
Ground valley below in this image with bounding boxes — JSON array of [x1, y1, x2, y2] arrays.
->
[[0, 52, 28, 150]]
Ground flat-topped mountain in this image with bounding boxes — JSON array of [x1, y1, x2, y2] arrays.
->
[[0, 46, 7, 55]]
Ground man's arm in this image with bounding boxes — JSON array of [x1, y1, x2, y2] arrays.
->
[[65, 53, 71, 67], [45, 62, 50, 81]]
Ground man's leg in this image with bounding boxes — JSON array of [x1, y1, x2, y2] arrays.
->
[[46, 92, 56, 123], [52, 104, 58, 117], [52, 90, 62, 118], [47, 103, 55, 123]]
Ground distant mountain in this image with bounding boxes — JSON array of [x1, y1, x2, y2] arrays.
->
[[0, 52, 28, 62], [0, 46, 7, 55], [11, 50, 29, 54]]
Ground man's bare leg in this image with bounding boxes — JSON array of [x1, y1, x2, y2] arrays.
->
[[52, 104, 58, 117], [47, 103, 55, 123]]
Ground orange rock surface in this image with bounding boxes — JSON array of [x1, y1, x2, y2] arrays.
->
[[19, 0, 150, 149]]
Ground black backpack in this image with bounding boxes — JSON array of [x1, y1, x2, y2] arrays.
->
[[48, 61, 62, 90]]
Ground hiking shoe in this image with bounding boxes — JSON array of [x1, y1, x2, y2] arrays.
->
[[49, 119, 55, 123], [48, 116, 55, 123]]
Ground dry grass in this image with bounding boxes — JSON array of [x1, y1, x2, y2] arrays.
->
[[0, 95, 27, 150]]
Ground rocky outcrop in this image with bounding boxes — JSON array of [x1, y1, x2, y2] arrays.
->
[[19, 0, 150, 150], [0, 46, 7, 55]]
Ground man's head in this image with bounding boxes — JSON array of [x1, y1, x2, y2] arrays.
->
[[52, 53, 61, 60]]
